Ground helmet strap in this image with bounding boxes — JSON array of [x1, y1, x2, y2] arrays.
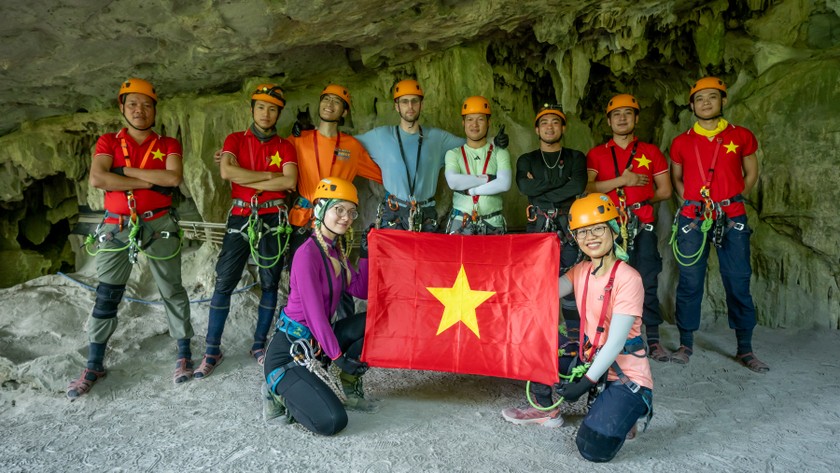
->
[[249, 122, 277, 142], [122, 110, 154, 132]]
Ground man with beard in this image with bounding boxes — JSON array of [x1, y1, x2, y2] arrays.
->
[[356, 79, 508, 232], [443, 96, 511, 234], [669, 77, 765, 372], [502, 104, 586, 425], [67, 78, 194, 398], [286, 84, 382, 258], [585, 94, 672, 362], [194, 84, 298, 377]]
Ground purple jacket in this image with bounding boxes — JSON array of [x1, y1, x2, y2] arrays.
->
[[285, 235, 369, 359]]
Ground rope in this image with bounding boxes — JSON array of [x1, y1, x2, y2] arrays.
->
[[289, 339, 346, 402], [524, 363, 590, 411], [56, 271, 257, 306], [246, 211, 292, 269]]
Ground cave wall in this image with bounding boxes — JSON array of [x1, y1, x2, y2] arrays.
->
[[0, 0, 838, 328]]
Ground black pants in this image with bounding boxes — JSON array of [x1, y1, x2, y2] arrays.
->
[[627, 228, 663, 330], [263, 313, 366, 436], [380, 204, 438, 232]]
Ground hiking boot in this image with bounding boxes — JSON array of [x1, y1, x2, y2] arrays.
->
[[261, 382, 293, 423], [501, 405, 564, 428], [339, 372, 379, 412], [648, 342, 672, 362], [670, 345, 693, 364], [173, 358, 193, 384], [735, 352, 770, 373], [67, 368, 106, 400], [193, 353, 223, 380]]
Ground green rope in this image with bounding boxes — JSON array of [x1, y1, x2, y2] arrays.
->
[[669, 216, 713, 267], [84, 219, 182, 261], [524, 363, 590, 411], [246, 212, 292, 269]]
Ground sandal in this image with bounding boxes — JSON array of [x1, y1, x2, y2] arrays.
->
[[193, 353, 223, 379], [736, 352, 769, 373], [648, 342, 672, 362], [250, 348, 267, 367], [670, 345, 693, 364], [173, 358, 193, 384], [67, 368, 106, 400]]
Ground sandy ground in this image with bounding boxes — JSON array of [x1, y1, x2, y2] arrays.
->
[[1, 246, 839, 472]]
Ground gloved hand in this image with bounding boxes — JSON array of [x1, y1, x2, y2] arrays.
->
[[558, 375, 596, 402], [494, 125, 509, 149], [359, 224, 374, 259], [485, 174, 496, 182], [150, 185, 176, 196], [334, 354, 368, 376], [111, 167, 125, 176]]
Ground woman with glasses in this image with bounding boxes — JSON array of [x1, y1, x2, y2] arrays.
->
[[560, 193, 653, 461], [262, 177, 374, 436]]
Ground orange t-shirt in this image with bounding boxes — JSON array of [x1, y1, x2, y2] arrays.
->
[[286, 130, 382, 227], [566, 261, 653, 389]]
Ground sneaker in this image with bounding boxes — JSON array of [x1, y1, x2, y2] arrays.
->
[[261, 382, 290, 422], [670, 345, 693, 364], [501, 405, 564, 428], [67, 368, 106, 400], [648, 342, 672, 362], [173, 358, 193, 384], [193, 353, 223, 380]]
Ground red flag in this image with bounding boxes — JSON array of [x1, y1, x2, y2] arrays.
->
[[362, 229, 559, 385]]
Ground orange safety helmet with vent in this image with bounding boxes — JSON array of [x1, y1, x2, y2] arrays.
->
[[568, 193, 619, 231], [461, 96, 491, 116], [534, 104, 566, 127], [606, 94, 640, 115], [119, 78, 157, 104], [252, 84, 286, 109], [321, 84, 351, 108], [689, 77, 727, 101], [393, 79, 424, 100], [312, 177, 359, 205]]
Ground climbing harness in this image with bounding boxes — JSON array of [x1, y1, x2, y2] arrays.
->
[[447, 144, 504, 235], [375, 126, 428, 231], [525, 205, 579, 270], [227, 194, 292, 269], [610, 142, 648, 252]]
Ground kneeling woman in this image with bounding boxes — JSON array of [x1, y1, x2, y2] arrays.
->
[[263, 177, 371, 436], [558, 193, 654, 462]]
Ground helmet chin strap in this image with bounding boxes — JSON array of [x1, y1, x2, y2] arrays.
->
[[122, 110, 154, 132]]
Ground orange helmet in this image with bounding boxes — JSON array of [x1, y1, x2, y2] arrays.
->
[[119, 78, 157, 104], [461, 96, 491, 116], [689, 77, 727, 101], [534, 104, 566, 126], [252, 84, 286, 109], [313, 177, 359, 205], [606, 94, 640, 115], [321, 84, 351, 108], [568, 193, 619, 231], [393, 79, 424, 100]]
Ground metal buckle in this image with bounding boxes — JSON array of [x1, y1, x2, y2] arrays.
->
[[733, 222, 745, 231], [141, 210, 156, 219]]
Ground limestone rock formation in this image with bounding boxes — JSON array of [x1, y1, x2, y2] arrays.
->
[[0, 0, 838, 328]]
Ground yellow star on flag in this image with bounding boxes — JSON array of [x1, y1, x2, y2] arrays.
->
[[269, 151, 283, 167], [724, 141, 739, 154], [634, 154, 652, 169], [151, 149, 165, 161], [427, 265, 495, 338]]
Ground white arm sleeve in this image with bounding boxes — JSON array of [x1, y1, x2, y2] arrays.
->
[[444, 170, 487, 190], [469, 169, 512, 195], [559, 275, 573, 298], [584, 313, 635, 382]]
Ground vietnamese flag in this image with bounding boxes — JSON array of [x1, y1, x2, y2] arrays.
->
[[362, 229, 560, 385]]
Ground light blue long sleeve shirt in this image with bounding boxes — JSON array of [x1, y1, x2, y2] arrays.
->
[[356, 126, 465, 202]]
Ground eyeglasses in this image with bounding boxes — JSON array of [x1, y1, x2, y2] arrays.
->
[[332, 206, 359, 220], [397, 97, 421, 106], [574, 225, 608, 241], [320, 95, 345, 107]]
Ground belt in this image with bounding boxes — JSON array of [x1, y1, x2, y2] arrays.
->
[[104, 207, 170, 224], [683, 194, 744, 208], [451, 209, 503, 221], [232, 198, 288, 211], [384, 193, 434, 209]]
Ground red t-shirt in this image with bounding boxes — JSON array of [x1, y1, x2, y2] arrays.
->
[[94, 129, 179, 218], [670, 124, 758, 218], [566, 261, 653, 389], [586, 138, 668, 223], [222, 130, 298, 216]]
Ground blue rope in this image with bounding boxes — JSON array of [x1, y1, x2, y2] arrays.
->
[[56, 271, 259, 306]]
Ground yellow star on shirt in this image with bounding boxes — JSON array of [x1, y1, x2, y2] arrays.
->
[[634, 154, 652, 169], [724, 141, 739, 154], [427, 265, 495, 338], [269, 151, 283, 167], [151, 149, 165, 161]]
